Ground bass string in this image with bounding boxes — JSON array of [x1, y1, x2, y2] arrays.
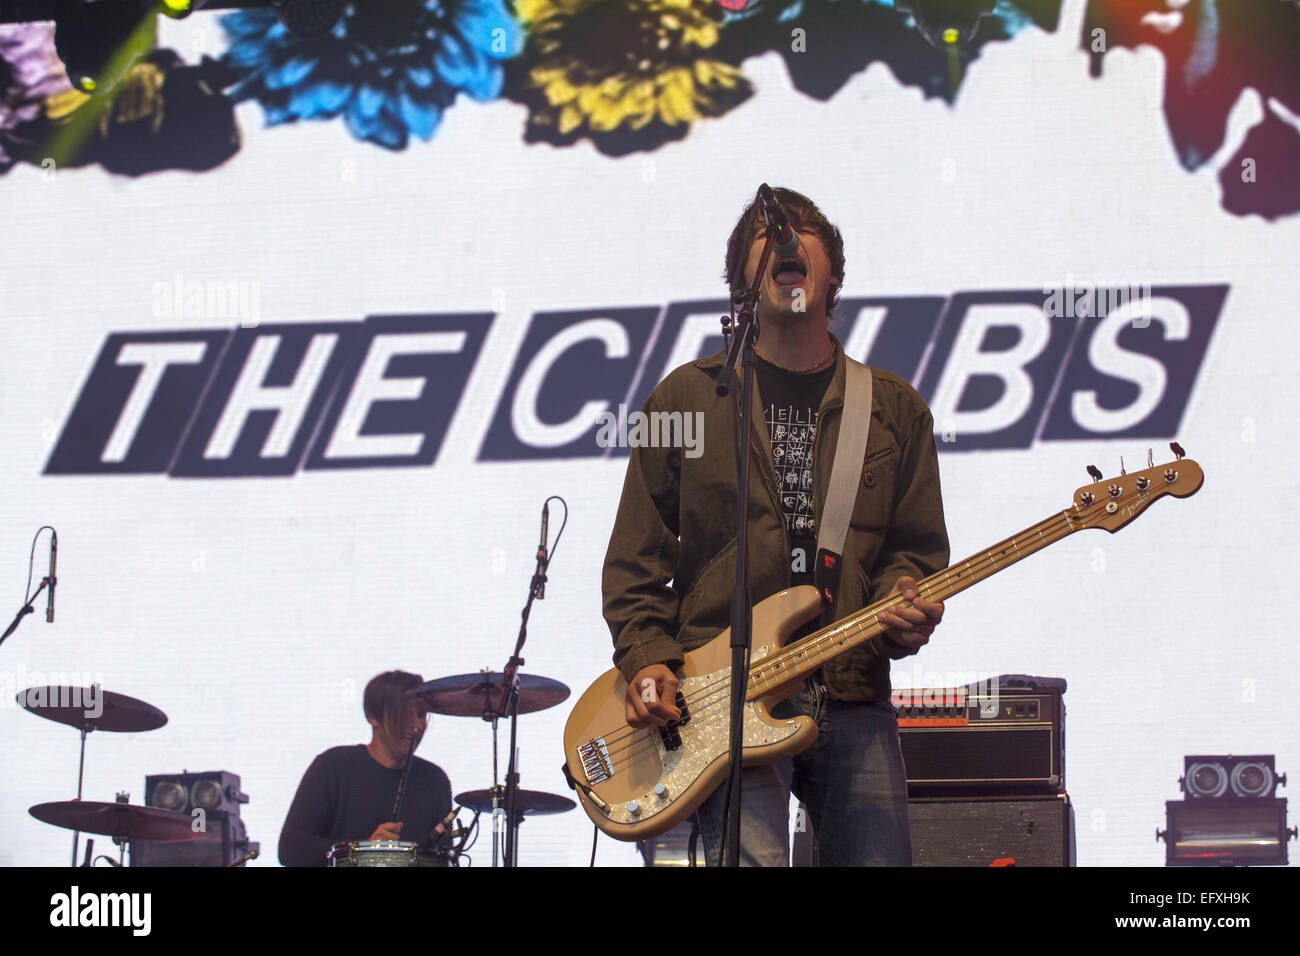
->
[[749, 510, 1080, 685], [593, 485, 1154, 779], [603, 688, 742, 773], [598, 603, 899, 763], [587, 669, 736, 757], [599, 566, 947, 765], [595, 675, 734, 763]]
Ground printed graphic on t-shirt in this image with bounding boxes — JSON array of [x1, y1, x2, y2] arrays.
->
[[766, 402, 818, 539]]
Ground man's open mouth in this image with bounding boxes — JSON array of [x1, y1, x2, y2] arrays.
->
[[772, 257, 806, 286]]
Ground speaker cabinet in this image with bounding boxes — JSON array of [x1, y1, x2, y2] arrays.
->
[[908, 794, 1075, 867]]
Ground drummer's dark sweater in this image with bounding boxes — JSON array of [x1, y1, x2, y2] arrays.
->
[[278, 745, 453, 866]]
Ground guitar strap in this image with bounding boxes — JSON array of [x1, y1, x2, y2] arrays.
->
[[814, 358, 872, 608]]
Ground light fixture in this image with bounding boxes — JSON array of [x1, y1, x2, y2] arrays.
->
[[51, 0, 155, 94], [136, 769, 256, 867], [1182, 755, 1282, 801], [159, 0, 211, 19], [893, 0, 997, 50], [1159, 753, 1293, 866]]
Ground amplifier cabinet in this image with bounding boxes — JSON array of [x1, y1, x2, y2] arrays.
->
[[897, 686, 1064, 795], [908, 793, 1075, 867]]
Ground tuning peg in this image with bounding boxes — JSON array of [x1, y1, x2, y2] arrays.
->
[[1119, 456, 1126, 476], [1086, 465, 1102, 482], [1170, 441, 1185, 460], [1147, 448, 1154, 468]]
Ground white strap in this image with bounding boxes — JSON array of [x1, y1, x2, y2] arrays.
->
[[817, 360, 873, 563]]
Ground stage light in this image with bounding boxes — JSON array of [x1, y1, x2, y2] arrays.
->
[[191, 777, 225, 811], [1159, 753, 1294, 866], [1160, 801, 1293, 866], [1181, 755, 1282, 801], [150, 779, 188, 812], [1232, 760, 1276, 799], [1184, 760, 1227, 798], [894, 0, 996, 50], [136, 770, 257, 867], [52, 0, 155, 94], [160, 0, 210, 19]]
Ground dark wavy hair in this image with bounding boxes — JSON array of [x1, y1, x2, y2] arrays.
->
[[723, 187, 846, 318], [363, 670, 423, 730]]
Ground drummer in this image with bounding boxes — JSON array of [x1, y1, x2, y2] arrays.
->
[[278, 670, 453, 866]]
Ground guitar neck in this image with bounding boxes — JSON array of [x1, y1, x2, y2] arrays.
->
[[747, 509, 1078, 698]]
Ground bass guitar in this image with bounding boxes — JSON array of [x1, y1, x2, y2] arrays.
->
[[563, 447, 1203, 841]]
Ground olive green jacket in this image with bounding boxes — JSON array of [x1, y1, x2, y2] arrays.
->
[[601, 337, 950, 702]]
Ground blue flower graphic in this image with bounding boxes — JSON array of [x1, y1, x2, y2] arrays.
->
[[220, 1, 522, 149]]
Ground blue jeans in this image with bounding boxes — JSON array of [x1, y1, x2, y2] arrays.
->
[[694, 686, 912, 866]]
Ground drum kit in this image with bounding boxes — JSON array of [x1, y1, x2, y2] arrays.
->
[[18, 669, 578, 867], [17, 684, 219, 866], [327, 668, 577, 867]]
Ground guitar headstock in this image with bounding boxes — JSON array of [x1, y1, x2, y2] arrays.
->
[[1069, 443, 1204, 533]]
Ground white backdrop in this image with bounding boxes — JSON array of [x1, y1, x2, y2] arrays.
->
[[2, 1, 1297, 866]]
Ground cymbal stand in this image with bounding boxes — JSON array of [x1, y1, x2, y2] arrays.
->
[[71, 724, 90, 866], [488, 706, 502, 868]]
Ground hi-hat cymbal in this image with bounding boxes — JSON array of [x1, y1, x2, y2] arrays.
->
[[455, 787, 576, 817], [30, 800, 197, 841], [407, 672, 569, 718], [16, 686, 167, 733]]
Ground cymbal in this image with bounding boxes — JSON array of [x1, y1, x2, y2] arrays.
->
[[455, 787, 576, 817], [30, 800, 197, 841], [407, 672, 570, 718], [16, 686, 167, 733]]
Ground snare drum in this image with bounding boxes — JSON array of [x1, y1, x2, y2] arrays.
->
[[327, 840, 440, 867]]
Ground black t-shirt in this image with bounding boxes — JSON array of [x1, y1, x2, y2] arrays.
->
[[278, 744, 453, 866], [755, 355, 835, 589]]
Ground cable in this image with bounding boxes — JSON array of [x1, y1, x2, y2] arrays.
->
[[22, 525, 55, 605], [542, 495, 568, 566]]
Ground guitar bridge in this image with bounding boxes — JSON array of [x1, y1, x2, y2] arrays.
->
[[577, 737, 612, 785], [657, 692, 692, 751]]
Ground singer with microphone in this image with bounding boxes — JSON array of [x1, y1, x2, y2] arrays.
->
[[278, 670, 454, 866], [601, 187, 949, 866]]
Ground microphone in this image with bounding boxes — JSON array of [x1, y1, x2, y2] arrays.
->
[[428, 809, 457, 841], [757, 184, 800, 258], [536, 501, 549, 600], [46, 530, 57, 624]]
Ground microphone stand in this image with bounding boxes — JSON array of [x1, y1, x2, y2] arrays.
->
[[2, 526, 57, 650], [0, 578, 48, 649], [715, 195, 784, 868], [495, 504, 550, 867]]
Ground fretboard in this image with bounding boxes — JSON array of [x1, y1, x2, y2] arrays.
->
[[746, 509, 1079, 698]]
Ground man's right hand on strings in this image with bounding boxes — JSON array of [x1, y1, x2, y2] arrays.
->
[[624, 664, 681, 728]]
